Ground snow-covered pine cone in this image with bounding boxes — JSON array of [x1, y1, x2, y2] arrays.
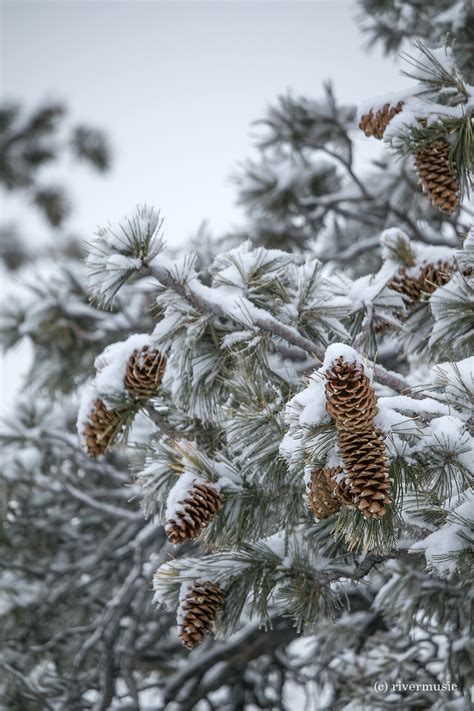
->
[[414, 139, 460, 215], [124, 345, 166, 399], [337, 427, 391, 519], [389, 260, 454, 307], [82, 398, 124, 457], [178, 581, 225, 649], [388, 268, 423, 307], [325, 356, 378, 431], [165, 481, 224, 545], [359, 101, 404, 139], [307, 467, 353, 519]]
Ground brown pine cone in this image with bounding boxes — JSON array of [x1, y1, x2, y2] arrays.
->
[[389, 260, 454, 308], [178, 581, 224, 649], [389, 268, 422, 306], [82, 398, 124, 457], [414, 139, 460, 215], [337, 428, 391, 519], [166, 481, 224, 545], [307, 467, 343, 519], [307, 467, 354, 519], [419, 260, 453, 296], [359, 101, 404, 139], [124, 346, 166, 399], [325, 356, 378, 431]]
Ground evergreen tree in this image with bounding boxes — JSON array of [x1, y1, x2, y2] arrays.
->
[[0, 102, 110, 270], [1, 32, 473, 711], [357, 0, 474, 84]]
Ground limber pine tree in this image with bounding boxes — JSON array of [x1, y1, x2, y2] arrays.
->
[[1, 42, 473, 711], [78, 43, 472, 707]]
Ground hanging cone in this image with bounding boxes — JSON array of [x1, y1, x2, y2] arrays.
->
[[82, 398, 124, 457], [359, 101, 404, 139], [166, 481, 224, 545], [325, 356, 378, 431], [178, 581, 224, 649], [124, 346, 166, 399], [307, 467, 354, 519], [414, 139, 460, 215], [337, 427, 391, 519], [389, 260, 453, 307], [389, 268, 423, 307], [307, 467, 343, 519]]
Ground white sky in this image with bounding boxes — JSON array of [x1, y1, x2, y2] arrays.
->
[[1, 0, 409, 246], [0, 0, 410, 408]]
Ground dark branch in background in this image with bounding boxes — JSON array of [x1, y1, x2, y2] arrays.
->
[[163, 617, 299, 708]]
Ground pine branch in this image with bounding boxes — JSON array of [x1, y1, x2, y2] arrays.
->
[[148, 261, 413, 395], [0, 664, 55, 711], [58, 479, 143, 522], [321, 547, 423, 585]]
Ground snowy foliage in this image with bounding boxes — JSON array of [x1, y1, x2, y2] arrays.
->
[[1, 25, 473, 711], [86, 204, 165, 307]]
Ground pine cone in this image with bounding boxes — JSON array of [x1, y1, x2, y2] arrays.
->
[[166, 481, 224, 545], [389, 268, 423, 306], [359, 101, 403, 139], [419, 260, 453, 296], [325, 356, 378, 431], [337, 428, 391, 519], [389, 260, 453, 307], [178, 581, 224, 649], [82, 398, 123, 457], [307, 467, 343, 519], [414, 139, 460, 215], [307, 467, 353, 519], [124, 346, 166, 399]]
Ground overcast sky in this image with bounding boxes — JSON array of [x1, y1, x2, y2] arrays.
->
[[0, 0, 410, 407], [1, 0, 409, 246]]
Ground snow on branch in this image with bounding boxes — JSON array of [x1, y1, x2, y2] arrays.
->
[[410, 489, 474, 577], [86, 205, 165, 307], [149, 259, 413, 395]]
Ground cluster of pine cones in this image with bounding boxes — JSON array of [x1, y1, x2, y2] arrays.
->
[[82, 342, 225, 649], [164, 467, 224, 648], [359, 102, 460, 215], [82, 346, 167, 457], [308, 356, 391, 521]]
